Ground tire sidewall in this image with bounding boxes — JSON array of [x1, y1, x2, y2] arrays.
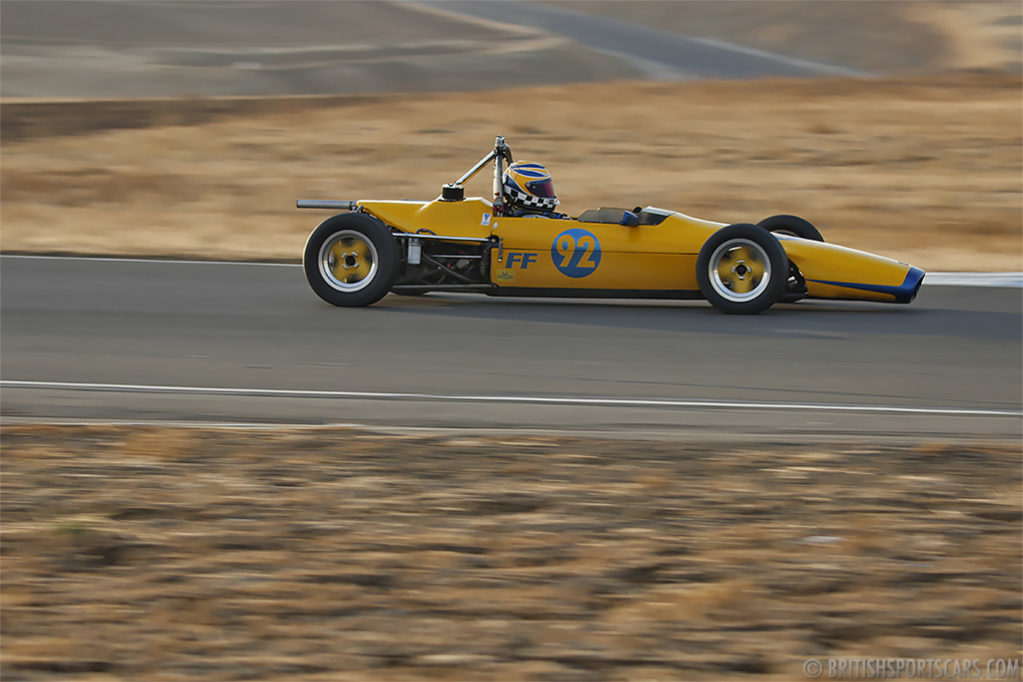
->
[[303, 213, 399, 307], [757, 214, 823, 241], [696, 223, 788, 314]]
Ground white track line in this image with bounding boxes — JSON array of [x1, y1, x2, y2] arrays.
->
[[3, 254, 1019, 287], [0, 254, 298, 267], [925, 272, 1023, 287], [2, 380, 1019, 417], [687, 35, 868, 77]]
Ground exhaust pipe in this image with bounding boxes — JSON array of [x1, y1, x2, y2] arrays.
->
[[296, 200, 357, 210]]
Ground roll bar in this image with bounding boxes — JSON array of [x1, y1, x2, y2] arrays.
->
[[440, 135, 513, 207]]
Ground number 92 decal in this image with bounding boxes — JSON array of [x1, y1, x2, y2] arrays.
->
[[551, 228, 601, 278]]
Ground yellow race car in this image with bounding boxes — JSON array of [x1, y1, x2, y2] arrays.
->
[[299, 136, 924, 314]]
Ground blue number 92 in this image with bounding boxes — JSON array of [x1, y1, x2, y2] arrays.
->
[[551, 228, 602, 278]]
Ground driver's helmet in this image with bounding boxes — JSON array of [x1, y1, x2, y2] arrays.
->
[[503, 161, 559, 212]]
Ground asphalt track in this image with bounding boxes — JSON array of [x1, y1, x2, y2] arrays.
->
[[424, 0, 867, 79], [1, 256, 1020, 442], [2, 0, 869, 100]]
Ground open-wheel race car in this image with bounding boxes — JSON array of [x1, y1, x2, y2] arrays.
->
[[299, 136, 924, 314]]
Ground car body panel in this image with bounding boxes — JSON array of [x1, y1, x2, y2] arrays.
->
[[779, 237, 922, 302], [492, 215, 704, 290], [357, 198, 493, 239], [354, 198, 921, 302]]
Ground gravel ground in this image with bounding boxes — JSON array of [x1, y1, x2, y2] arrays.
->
[[2, 425, 1019, 680]]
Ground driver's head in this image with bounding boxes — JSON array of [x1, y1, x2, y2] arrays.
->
[[503, 161, 559, 212]]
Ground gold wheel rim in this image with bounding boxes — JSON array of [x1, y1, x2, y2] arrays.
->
[[709, 239, 771, 302], [319, 230, 378, 292]]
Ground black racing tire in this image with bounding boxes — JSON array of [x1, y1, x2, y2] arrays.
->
[[757, 214, 824, 241], [303, 213, 399, 307], [696, 223, 788, 314]]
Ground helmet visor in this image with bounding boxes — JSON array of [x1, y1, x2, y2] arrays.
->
[[525, 178, 556, 199]]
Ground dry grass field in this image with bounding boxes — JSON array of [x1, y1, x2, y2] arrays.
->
[[2, 73, 1020, 271], [2, 425, 1019, 681]]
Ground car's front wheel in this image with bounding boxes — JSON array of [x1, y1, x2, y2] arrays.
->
[[303, 213, 399, 307], [696, 223, 788, 314]]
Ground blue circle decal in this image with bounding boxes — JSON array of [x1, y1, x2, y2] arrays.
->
[[551, 228, 601, 278]]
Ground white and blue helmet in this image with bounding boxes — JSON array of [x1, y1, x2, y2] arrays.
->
[[503, 161, 559, 211]]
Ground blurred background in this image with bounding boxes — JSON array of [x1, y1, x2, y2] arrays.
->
[[3, 0, 1020, 97], [2, 0, 1020, 268]]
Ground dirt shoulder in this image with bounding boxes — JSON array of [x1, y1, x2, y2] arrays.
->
[[2, 74, 1020, 271], [2, 425, 1019, 680]]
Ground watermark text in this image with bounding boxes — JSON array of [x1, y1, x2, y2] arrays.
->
[[802, 657, 1021, 680]]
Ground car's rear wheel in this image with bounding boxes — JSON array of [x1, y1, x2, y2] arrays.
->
[[696, 223, 788, 314], [303, 213, 399, 307], [757, 214, 824, 241]]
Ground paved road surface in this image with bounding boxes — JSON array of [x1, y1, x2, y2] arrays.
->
[[424, 1, 867, 79], [2, 0, 866, 98], [1, 256, 1020, 441]]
